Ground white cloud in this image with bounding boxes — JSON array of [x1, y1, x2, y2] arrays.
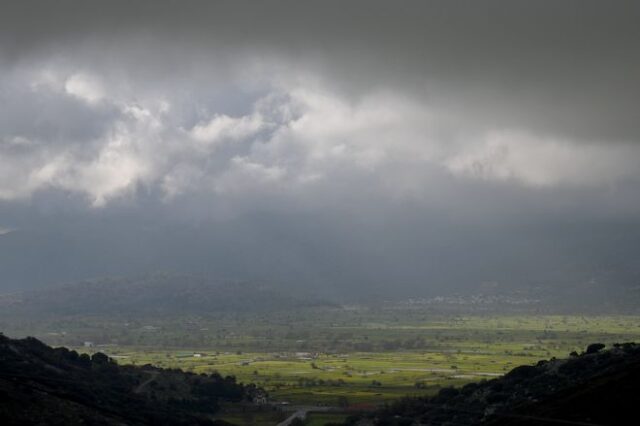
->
[[213, 156, 286, 195], [1, 63, 639, 210], [64, 140, 148, 207], [190, 113, 264, 145], [64, 73, 105, 104], [446, 131, 640, 187]]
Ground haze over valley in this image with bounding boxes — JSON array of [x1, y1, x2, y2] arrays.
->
[[2, 1, 640, 425]]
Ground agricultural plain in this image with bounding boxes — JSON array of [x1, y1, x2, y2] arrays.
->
[[46, 312, 640, 407]]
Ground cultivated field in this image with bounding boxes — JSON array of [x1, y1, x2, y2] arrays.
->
[[5, 307, 640, 425], [75, 314, 640, 407]]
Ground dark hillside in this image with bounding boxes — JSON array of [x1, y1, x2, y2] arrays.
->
[[0, 333, 258, 425], [354, 343, 640, 426]]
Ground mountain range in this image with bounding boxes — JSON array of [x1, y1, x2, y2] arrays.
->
[[0, 273, 333, 318]]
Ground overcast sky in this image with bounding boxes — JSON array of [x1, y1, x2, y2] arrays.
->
[[1, 1, 639, 296]]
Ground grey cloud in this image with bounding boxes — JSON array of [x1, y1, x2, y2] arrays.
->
[[2, 1, 640, 142], [0, 71, 120, 145], [0, 1, 639, 297]]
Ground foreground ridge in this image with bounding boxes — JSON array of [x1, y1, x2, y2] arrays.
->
[[0, 333, 259, 425], [351, 343, 640, 426]]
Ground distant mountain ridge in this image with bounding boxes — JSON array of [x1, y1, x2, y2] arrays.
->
[[3, 221, 640, 304], [0, 273, 333, 318]]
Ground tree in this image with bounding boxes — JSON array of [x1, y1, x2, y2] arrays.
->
[[586, 343, 605, 354]]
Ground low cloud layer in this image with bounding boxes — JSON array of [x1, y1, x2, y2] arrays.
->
[[3, 64, 639, 206]]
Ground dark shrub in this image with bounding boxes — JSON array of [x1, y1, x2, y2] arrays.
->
[[586, 343, 605, 354]]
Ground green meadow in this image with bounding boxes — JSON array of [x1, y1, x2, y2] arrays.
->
[[7, 310, 639, 425], [80, 314, 640, 407]]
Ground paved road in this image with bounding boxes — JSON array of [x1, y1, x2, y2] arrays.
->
[[276, 409, 307, 426], [275, 405, 338, 426], [133, 371, 159, 394]]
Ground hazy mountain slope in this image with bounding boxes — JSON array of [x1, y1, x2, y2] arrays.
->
[[355, 343, 640, 425], [0, 334, 256, 425], [0, 273, 332, 318], [2, 217, 640, 303]]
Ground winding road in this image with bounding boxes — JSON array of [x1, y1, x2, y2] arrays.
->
[[133, 371, 159, 394], [277, 409, 308, 426]]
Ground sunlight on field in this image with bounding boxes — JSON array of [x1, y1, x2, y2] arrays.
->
[[93, 315, 640, 406]]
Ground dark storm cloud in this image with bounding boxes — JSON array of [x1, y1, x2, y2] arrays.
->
[[2, 0, 640, 142], [0, 1, 639, 296]]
